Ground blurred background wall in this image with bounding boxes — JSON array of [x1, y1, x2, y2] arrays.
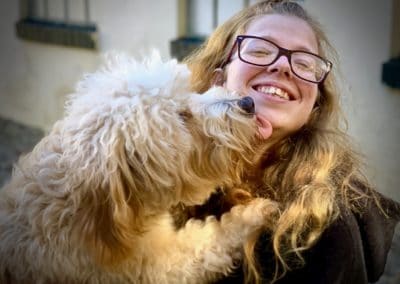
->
[[0, 0, 399, 204]]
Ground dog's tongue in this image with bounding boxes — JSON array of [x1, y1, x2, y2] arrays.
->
[[256, 115, 273, 140]]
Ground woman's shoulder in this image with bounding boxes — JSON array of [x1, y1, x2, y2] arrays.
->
[[249, 186, 400, 284], [245, 191, 399, 284], [347, 178, 400, 221], [340, 187, 400, 282], [275, 188, 400, 284]]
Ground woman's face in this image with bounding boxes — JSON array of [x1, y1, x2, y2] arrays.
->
[[224, 14, 319, 141]]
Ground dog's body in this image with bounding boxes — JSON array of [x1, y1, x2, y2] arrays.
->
[[0, 53, 276, 283]]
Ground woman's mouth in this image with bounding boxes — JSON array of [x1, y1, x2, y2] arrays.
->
[[255, 85, 291, 101]]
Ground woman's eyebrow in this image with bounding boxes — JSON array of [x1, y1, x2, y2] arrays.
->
[[259, 35, 316, 53]]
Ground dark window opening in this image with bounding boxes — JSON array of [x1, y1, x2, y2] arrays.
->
[[16, 0, 98, 50]]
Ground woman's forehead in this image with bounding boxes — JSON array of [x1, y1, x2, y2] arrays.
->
[[244, 14, 319, 53]]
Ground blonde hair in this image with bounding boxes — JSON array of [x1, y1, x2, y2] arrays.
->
[[184, 0, 374, 282]]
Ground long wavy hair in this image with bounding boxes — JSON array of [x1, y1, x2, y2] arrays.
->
[[183, 0, 375, 283]]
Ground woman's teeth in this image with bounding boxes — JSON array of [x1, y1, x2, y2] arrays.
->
[[256, 86, 290, 100]]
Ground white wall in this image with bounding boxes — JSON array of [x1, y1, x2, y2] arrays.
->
[[189, 0, 260, 35], [303, 0, 400, 201], [0, 0, 178, 130]]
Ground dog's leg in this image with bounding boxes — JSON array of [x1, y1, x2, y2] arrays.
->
[[145, 198, 278, 284]]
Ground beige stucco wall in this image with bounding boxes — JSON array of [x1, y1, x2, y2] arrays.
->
[[0, 0, 177, 130], [0, 0, 398, 201]]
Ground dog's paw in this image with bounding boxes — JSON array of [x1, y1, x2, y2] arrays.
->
[[220, 198, 279, 234]]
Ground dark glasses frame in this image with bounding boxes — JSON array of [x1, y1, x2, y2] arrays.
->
[[220, 35, 333, 84]]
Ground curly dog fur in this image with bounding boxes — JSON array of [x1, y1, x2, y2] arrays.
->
[[0, 52, 277, 283]]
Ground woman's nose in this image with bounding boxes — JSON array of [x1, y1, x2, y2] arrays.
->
[[266, 55, 292, 78]]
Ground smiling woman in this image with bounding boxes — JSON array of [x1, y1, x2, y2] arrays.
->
[[174, 1, 400, 283], [223, 14, 324, 142]]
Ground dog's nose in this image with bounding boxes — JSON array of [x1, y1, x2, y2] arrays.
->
[[238, 96, 255, 114]]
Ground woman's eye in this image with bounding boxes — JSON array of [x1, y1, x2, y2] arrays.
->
[[247, 49, 273, 57], [294, 60, 314, 70]]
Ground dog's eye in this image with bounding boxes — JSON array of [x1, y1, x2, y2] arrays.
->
[[179, 110, 193, 122]]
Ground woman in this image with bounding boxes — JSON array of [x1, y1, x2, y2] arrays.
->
[[175, 0, 400, 283]]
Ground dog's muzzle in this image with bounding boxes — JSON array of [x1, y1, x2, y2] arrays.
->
[[237, 96, 255, 115]]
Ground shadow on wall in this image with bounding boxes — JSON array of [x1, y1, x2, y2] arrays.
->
[[0, 117, 44, 187]]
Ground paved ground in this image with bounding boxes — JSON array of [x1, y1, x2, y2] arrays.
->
[[0, 116, 399, 283]]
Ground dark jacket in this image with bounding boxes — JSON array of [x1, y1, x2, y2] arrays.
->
[[215, 192, 400, 284]]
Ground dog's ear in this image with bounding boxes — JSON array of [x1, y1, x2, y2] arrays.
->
[[79, 135, 144, 268]]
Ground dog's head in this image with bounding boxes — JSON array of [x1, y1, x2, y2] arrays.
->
[[178, 87, 258, 205], [62, 52, 258, 267]]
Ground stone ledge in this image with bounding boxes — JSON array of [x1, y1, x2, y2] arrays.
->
[[15, 18, 98, 50]]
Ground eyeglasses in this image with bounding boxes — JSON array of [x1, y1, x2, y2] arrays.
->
[[221, 35, 333, 84]]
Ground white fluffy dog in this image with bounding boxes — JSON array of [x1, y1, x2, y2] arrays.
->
[[0, 52, 277, 283]]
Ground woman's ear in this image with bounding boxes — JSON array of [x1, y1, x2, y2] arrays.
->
[[212, 68, 225, 86]]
